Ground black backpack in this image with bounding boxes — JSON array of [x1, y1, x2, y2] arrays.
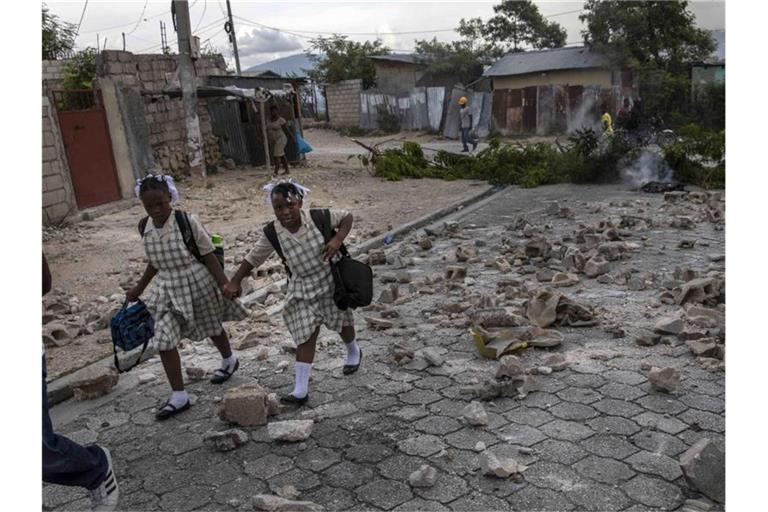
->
[[263, 209, 373, 310], [139, 210, 224, 268]]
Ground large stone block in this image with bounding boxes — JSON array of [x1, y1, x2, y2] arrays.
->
[[218, 384, 269, 427]]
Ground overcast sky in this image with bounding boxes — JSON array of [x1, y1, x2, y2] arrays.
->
[[46, 1, 725, 70]]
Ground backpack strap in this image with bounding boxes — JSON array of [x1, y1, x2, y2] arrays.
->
[[310, 208, 349, 257], [263, 221, 292, 278], [175, 210, 202, 261], [138, 216, 149, 237]]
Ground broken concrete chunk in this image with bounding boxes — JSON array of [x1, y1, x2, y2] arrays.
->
[[268, 420, 314, 442], [473, 308, 526, 328], [218, 384, 269, 427], [636, 332, 662, 347], [70, 366, 119, 400], [456, 245, 479, 262], [654, 315, 684, 335], [525, 237, 551, 259], [252, 495, 324, 512], [445, 266, 467, 281], [185, 366, 206, 381], [480, 451, 528, 478], [462, 401, 489, 426], [203, 429, 249, 452], [409, 464, 438, 488], [679, 439, 725, 503], [496, 355, 527, 381], [364, 317, 394, 331], [584, 256, 610, 278], [418, 347, 445, 367], [542, 354, 568, 371], [686, 339, 719, 358], [418, 237, 433, 250], [368, 249, 387, 265], [648, 367, 680, 393], [378, 284, 399, 304], [551, 272, 579, 288]]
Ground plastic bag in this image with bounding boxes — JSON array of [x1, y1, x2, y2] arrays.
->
[[296, 132, 313, 154]]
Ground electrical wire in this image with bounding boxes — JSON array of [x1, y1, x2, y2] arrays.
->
[[125, 0, 149, 36], [79, 5, 168, 35], [136, 16, 226, 53], [75, 0, 89, 37], [194, 0, 207, 32]]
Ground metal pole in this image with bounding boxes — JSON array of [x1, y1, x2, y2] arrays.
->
[[256, 93, 271, 171], [122, 32, 126, 51], [173, 0, 205, 180], [225, 0, 242, 74]]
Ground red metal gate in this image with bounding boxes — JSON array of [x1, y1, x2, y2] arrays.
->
[[53, 90, 121, 209]]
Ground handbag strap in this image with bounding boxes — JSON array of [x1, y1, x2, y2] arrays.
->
[[113, 337, 151, 373], [309, 209, 350, 258]]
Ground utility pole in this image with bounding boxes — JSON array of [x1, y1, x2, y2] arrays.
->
[[225, 0, 242, 74], [122, 32, 126, 51], [172, 0, 205, 181]]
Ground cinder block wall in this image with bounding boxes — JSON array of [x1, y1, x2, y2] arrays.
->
[[42, 97, 76, 225], [326, 79, 362, 128]]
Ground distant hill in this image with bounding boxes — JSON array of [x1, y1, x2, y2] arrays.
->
[[246, 53, 321, 78]]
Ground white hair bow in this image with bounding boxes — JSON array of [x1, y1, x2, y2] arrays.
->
[[134, 174, 181, 203], [263, 178, 311, 206]]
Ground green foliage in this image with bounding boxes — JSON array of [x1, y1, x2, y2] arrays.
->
[[376, 105, 400, 134], [413, 37, 488, 86], [483, 0, 567, 52], [580, 0, 716, 71], [307, 35, 389, 88], [62, 48, 98, 90], [663, 125, 725, 189], [42, 4, 76, 60], [691, 82, 725, 131]]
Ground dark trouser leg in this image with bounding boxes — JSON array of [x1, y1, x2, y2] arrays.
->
[[42, 356, 107, 490], [460, 128, 469, 150], [282, 156, 290, 174], [159, 348, 184, 391], [210, 330, 233, 359]]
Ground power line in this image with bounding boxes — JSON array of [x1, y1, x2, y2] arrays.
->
[[216, 0, 227, 17], [125, 0, 149, 36], [136, 17, 226, 53], [194, 0, 208, 32], [79, 6, 168, 35], [75, 0, 89, 37], [544, 8, 585, 18]]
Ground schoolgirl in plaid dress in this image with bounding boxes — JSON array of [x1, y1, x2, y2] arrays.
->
[[127, 175, 248, 420], [225, 180, 361, 405]]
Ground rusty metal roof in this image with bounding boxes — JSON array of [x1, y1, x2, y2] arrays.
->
[[370, 54, 421, 65], [484, 46, 610, 77]]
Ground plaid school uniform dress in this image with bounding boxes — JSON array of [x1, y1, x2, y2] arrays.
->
[[143, 212, 248, 351], [277, 211, 354, 344]]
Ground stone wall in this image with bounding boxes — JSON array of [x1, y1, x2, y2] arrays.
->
[[42, 97, 77, 225], [98, 50, 228, 174], [42, 59, 67, 94], [326, 79, 362, 128]]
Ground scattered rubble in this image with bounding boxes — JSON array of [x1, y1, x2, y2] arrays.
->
[[654, 315, 684, 335], [218, 384, 269, 427], [480, 451, 528, 478], [70, 366, 119, 400], [203, 429, 249, 452], [461, 401, 489, 426], [409, 464, 438, 488], [268, 420, 314, 442], [252, 495, 323, 512], [679, 439, 725, 503], [648, 367, 680, 393]]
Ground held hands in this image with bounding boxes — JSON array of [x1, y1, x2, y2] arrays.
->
[[223, 281, 242, 299], [323, 237, 343, 262]]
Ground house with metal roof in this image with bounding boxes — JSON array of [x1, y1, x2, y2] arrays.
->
[[692, 29, 725, 97], [483, 46, 633, 135]]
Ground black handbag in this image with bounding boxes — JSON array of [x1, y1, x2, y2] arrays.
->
[[110, 299, 154, 372], [263, 209, 373, 310]]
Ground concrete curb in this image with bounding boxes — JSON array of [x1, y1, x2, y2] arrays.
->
[[240, 184, 502, 307], [47, 185, 503, 406]]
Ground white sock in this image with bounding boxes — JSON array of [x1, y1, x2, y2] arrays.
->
[[292, 362, 312, 398], [220, 353, 238, 372], [345, 339, 361, 366], [169, 390, 189, 408]]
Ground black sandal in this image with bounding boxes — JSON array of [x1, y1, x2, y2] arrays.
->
[[155, 400, 190, 421], [210, 359, 239, 384], [280, 393, 309, 406], [343, 349, 362, 375]]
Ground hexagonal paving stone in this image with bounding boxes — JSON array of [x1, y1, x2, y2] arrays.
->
[[533, 439, 589, 465], [321, 461, 375, 489], [303, 486, 357, 511], [496, 424, 547, 446], [679, 393, 725, 414], [360, 395, 401, 412], [413, 416, 463, 436], [598, 382, 647, 401], [376, 381, 416, 395], [448, 492, 510, 511], [622, 475, 685, 510], [580, 434, 639, 460], [194, 460, 243, 487], [574, 455, 635, 485], [522, 392, 562, 409], [633, 412, 689, 435], [677, 429, 726, 451], [399, 389, 444, 406], [428, 448, 481, 477], [345, 444, 394, 464], [556, 387, 603, 405], [413, 472, 470, 503], [443, 428, 499, 451], [682, 379, 723, 396], [540, 420, 596, 442], [355, 479, 413, 510], [592, 398, 645, 418], [377, 454, 427, 480], [506, 484, 577, 511], [268, 467, 321, 493], [212, 477, 269, 506], [630, 430, 688, 458], [389, 406, 431, 422], [523, 461, 585, 491], [636, 395, 688, 415], [604, 369, 648, 386], [429, 399, 471, 417], [625, 451, 683, 481], [677, 409, 725, 433], [398, 434, 447, 457], [414, 376, 454, 391], [564, 480, 632, 511], [586, 416, 642, 436], [243, 453, 293, 480], [536, 376, 569, 394], [143, 469, 190, 494], [394, 498, 450, 511], [562, 373, 607, 389], [295, 447, 343, 472], [549, 402, 600, 421], [504, 406, 555, 427]]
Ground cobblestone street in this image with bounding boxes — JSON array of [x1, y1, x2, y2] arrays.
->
[[44, 184, 725, 512]]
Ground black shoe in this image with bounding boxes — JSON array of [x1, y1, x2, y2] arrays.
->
[[461, 148, 469, 153], [155, 400, 190, 421], [472, 142, 478, 150], [210, 359, 239, 384], [343, 349, 362, 375], [280, 393, 309, 406]]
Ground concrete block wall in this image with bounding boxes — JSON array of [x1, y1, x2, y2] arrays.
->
[[326, 79, 362, 127], [42, 59, 68, 94], [42, 97, 77, 225]]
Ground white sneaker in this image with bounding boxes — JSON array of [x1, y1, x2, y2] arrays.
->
[[88, 446, 119, 512]]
